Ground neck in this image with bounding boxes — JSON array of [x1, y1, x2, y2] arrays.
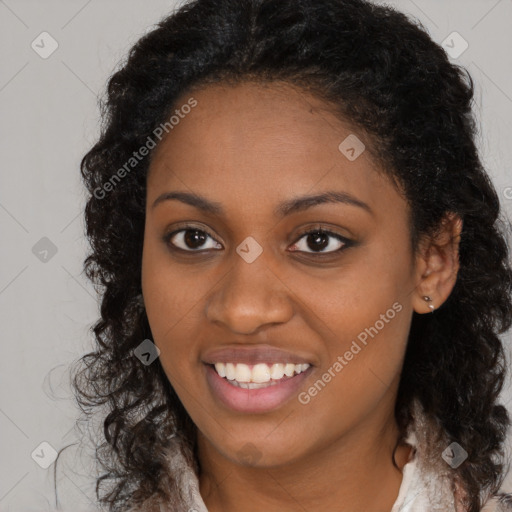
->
[[197, 395, 412, 512]]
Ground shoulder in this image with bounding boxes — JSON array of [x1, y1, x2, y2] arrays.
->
[[125, 435, 208, 512], [402, 400, 512, 512]]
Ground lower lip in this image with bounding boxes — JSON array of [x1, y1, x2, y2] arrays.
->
[[204, 364, 312, 414]]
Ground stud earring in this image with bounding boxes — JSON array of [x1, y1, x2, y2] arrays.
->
[[423, 295, 435, 313]]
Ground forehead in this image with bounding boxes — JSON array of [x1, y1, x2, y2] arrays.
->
[[146, 81, 399, 218]]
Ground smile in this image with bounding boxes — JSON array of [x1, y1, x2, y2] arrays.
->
[[213, 362, 310, 389], [205, 361, 313, 413]]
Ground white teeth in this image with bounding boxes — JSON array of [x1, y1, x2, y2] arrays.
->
[[225, 363, 236, 381], [284, 363, 295, 377], [252, 363, 271, 383], [235, 363, 252, 382], [214, 362, 226, 378], [270, 363, 284, 380], [212, 362, 310, 384], [230, 381, 278, 389]]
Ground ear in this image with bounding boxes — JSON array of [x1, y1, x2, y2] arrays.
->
[[412, 212, 463, 314]]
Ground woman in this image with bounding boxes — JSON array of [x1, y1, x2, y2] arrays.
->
[[71, 0, 512, 510]]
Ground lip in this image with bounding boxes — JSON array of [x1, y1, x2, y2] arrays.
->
[[202, 344, 313, 366], [204, 363, 313, 413]]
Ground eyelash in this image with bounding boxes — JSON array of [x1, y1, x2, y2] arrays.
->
[[162, 223, 353, 256]]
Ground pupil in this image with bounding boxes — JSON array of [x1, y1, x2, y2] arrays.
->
[[308, 231, 328, 251], [185, 229, 206, 249]]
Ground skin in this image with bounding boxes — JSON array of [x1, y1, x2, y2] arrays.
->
[[141, 80, 462, 511]]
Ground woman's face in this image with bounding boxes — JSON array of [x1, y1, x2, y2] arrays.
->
[[142, 81, 420, 467]]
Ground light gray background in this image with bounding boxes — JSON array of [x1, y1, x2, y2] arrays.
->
[[1, 0, 512, 510]]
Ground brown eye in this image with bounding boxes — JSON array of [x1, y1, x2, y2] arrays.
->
[[289, 229, 349, 254], [165, 228, 222, 252]]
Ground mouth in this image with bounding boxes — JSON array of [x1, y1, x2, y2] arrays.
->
[[204, 361, 313, 413], [211, 362, 310, 388]]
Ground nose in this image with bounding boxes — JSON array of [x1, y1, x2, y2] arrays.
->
[[205, 251, 294, 335]]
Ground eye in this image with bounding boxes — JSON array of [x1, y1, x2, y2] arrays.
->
[[289, 228, 351, 254], [163, 224, 353, 255], [164, 227, 223, 252]]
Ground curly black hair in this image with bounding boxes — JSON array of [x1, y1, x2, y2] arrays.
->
[[66, 0, 512, 511]]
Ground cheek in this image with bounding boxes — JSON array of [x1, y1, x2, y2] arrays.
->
[[291, 235, 413, 343], [302, 277, 410, 402], [141, 239, 208, 373], [142, 227, 210, 323], [292, 294, 410, 453], [293, 252, 413, 438], [141, 263, 205, 410], [290, 233, 411, 362]]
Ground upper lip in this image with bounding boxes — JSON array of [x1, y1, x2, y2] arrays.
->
[[202, 344, 313, 366]]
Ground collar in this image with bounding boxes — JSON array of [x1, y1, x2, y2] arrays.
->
[[126, 400, 512, 511]]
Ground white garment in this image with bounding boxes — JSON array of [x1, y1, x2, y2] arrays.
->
[[7, 405, 512, 511], [125, 420, 512, 512], [150, 436, 441, 512], [44, 399, 512, 512]]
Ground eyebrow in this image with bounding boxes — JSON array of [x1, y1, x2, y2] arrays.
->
[[151, 190, 373, 217]]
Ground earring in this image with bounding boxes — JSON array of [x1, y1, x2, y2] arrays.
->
[[423, 295, 435, 313]]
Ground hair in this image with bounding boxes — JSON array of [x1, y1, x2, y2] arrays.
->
[[68, 0, 512, 511]]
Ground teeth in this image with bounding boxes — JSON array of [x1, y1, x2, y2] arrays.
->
[[215, 362, 226, 378], [284, 363, 295, 377], [225, 363, 236, 381], [230, 380, 278, 389], [213, 362, 310, 384], [270, 363, 284, 380], [235, 363, 252, 382], [252, 363, 271, 383]]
